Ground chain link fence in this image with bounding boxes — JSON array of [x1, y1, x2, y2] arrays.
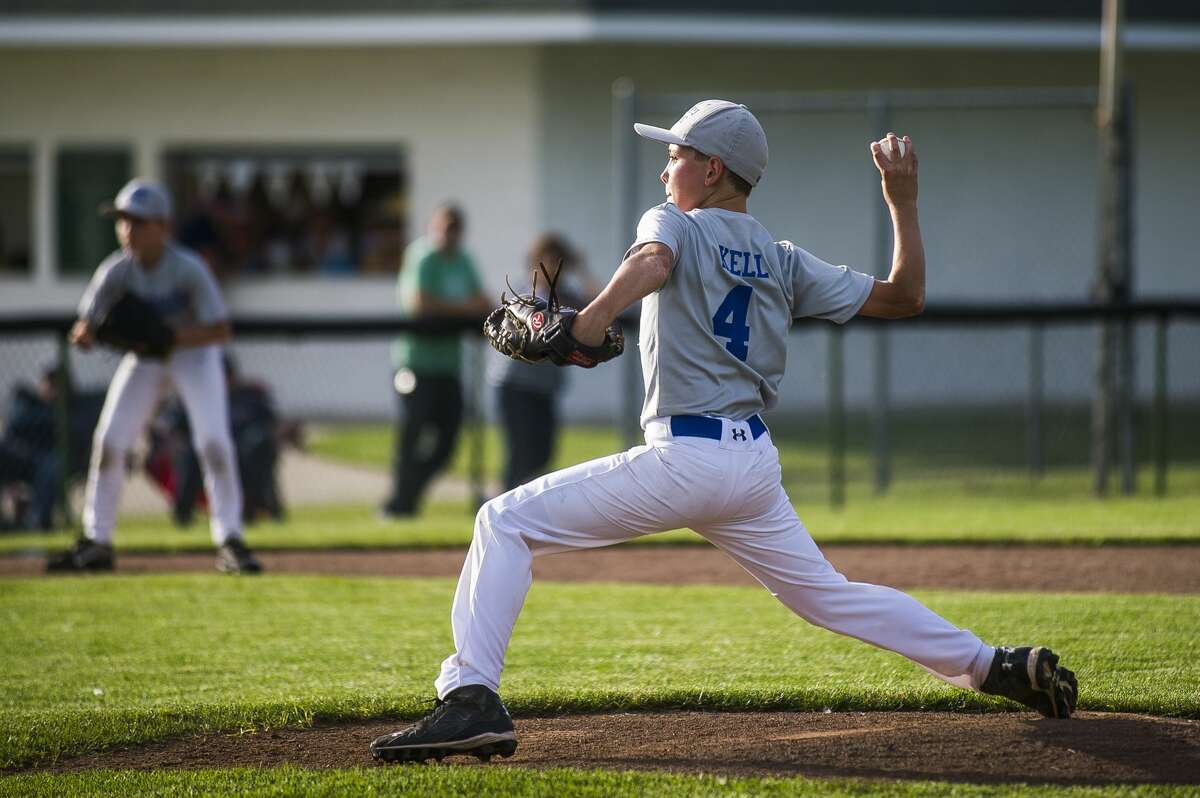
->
[[1, 306, 1197, 534]]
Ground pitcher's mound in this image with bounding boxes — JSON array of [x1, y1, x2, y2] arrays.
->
[[38, 711, 1200, 785]]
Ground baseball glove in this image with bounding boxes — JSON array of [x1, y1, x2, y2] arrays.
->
[[483, 263, 623, 369], [95, 293, 176, 359]]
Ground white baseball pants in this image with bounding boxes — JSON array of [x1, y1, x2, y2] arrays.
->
[[83, 345, 242, 546], [435, 416, 994, 698]]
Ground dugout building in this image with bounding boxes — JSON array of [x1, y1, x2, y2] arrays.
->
[[1, 1, 1198, 421]]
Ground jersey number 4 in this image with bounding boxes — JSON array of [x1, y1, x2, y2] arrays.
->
[[712, 285, 753, 361]]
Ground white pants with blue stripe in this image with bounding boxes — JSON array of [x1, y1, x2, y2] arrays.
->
[[435, 415, 994, 698]]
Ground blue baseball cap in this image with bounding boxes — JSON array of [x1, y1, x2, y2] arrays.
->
[[101, 178, 173, 220]]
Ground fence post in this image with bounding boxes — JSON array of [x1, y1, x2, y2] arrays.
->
[[1092, 6, 1134, 498], [1027, 321, 1045, 481], [828, 326, 846, 508], [1118, 308, 1137, 495], [1153, 312, 1169, 497]]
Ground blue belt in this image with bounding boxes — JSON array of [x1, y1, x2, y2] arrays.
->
[[669, 415, 767, 441]]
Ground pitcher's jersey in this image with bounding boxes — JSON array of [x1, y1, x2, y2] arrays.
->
[[630, 202, 874, 427], [78, 242, 228, 330]]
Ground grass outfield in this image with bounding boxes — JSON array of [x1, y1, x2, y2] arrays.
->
[[2, 575, 1198, 769], [309, 403, 1200, 505], [309, 402, 1200, 489], [2, 408, 1194, 555], [4, 767, 1197, 797], [313, 418, 1200, 512], [3, 486, 1200, 556]]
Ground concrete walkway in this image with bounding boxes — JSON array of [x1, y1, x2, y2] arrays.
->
[[73, 450, 484, 516]]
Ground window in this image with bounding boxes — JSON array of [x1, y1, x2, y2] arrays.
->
[[56, 147, 132, 276], [163, 147, 406, 280], [0, 148, 32, 276]]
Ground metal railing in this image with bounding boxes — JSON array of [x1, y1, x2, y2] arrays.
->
[[2, 299, 1197, 527], [813, 299, 1200, 506]]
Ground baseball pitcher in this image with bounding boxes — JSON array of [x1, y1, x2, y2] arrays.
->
[[371, 101, 1077, 764]]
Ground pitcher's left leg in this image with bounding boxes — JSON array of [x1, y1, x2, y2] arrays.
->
[[698, 488, 993, 690]]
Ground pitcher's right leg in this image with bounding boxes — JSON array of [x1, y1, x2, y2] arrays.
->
[[50, 355, 161, 572], [374, 443, 699, 764], [81, 355, 163, 545], [434, 444, 687, 698]]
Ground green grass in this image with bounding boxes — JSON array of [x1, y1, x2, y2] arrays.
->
[[0, 502, 484, 555], [2, 575, 1198, 769], [2, 405, 1194, 555], [308, 420, 622, 481], [4, 485, 1200, 556], [309, 403, 1200, 506], [3, 767, 1195, 797]]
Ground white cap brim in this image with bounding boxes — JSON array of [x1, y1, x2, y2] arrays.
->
[[634, 123, 686, 145]]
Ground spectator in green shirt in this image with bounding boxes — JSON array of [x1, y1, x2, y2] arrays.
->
[[382, 204, 490, 518]]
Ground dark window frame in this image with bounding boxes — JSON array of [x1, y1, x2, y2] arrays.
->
[[0, 143, 35, 281], [54, 142, 134, 279]]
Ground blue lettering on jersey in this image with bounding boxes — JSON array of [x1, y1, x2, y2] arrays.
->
[[718, 245, 770, 279], [752, 252, 769, 278]]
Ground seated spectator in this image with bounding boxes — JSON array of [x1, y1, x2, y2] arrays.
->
[[146, 356, 300, 527], [0, 367, 62, 530]]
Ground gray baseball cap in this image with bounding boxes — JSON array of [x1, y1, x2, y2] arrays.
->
[[634, 100, 768, 186], [100, 178, 173, 220]]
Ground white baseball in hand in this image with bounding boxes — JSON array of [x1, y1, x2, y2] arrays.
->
[[877, 137, 907, 161]]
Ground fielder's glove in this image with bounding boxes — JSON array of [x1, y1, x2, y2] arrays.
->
[[483, 263, 623, 369], [94, 293, 176, 359]]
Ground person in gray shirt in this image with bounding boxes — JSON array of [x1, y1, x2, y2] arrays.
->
[[47, 178, 261, 574], [370, 100, 1077, 765]]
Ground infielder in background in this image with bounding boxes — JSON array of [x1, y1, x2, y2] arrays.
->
[[47, 178, 261, 574], [371, 101, 1077, 763]]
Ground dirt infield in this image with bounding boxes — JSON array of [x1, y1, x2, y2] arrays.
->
[[10, 546, 1199, 785], [28, 711, 1200, 785], [6, 543, 1200, 593]]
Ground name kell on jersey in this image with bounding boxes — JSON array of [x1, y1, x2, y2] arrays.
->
[[718, 245, 770, 279]]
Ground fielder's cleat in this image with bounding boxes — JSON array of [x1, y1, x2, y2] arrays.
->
[[370, 684, 517, 764], [46, 538, 115, 572], [215, 538, 262, 574], [981, 645, 1078, 719]]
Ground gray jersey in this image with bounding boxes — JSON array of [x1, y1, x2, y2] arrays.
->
[[78, 242, 228, 329], [630, 203, 874, 427]]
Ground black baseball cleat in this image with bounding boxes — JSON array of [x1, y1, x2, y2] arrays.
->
[[215, 538, 262, 574], [370, 685, 518, 764], [981, 646, 1078, 719], [46, 538, 115, 572]]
